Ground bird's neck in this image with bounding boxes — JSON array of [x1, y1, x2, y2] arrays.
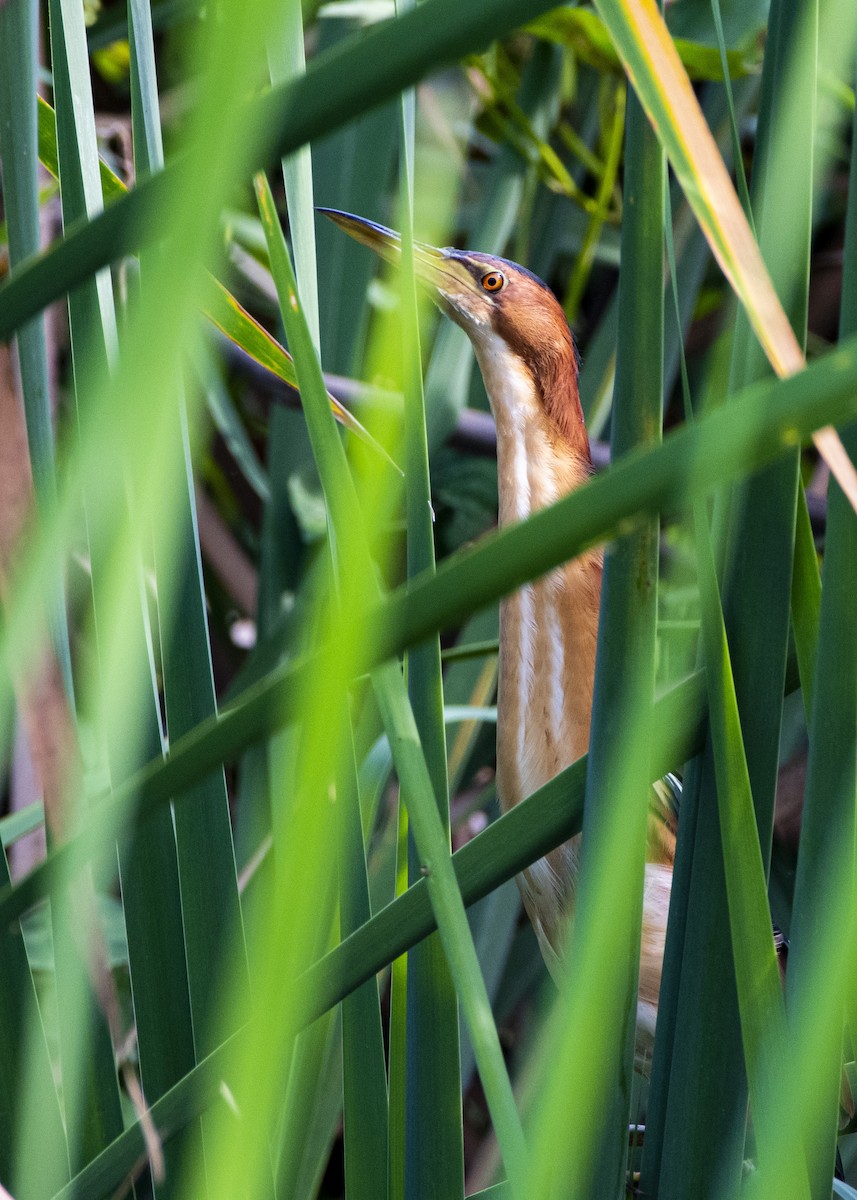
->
[[475, 334, 602, 813]]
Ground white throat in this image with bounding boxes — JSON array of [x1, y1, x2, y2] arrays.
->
[[474, 331, 600, 811]]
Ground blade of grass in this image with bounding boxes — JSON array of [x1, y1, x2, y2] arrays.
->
[[231, 401, 307, 887], [0, 839, 69, 1196], [312, 16, 398, 379], [199, 352, 270, 503], [781, 77, 857, 1195], [35, 93, 125, 203], [661, 77, 757, 404], [235, 412, 307, 1199], [709, 0, 754, 223], [789, 460, 822, 725], [790, 489, 821, 718], [264, 16, 363, 1196], [127, 4, 249, 1191], [458, 879, 519, 1095], [203, 278, 302, 388], [781, 420, 857, 1196], [283, 1008, 346, 1200], [370, 660, 528, 1192], [637, 174, 701, 1195], [389, 792, 409, 1200], [59, 0, 204, 1176], [532, 79, 663, 1198], [592, 0, 857, 506], [445, 616, 498, 797], [654, 5, 820, 1190], [110, 0, 372, 1190], [255, 170, 526, 1191], [693, 503, 808, 1198], [562, 78, 626, 324], [0, 801, 45, 849], [665, 232, 811, 1192], [394, 16, 464, 1195], [0, 44, 73, 816], [46, 0, 140, 1173], [269, 0, 320, 349], [0, 16, 63, 568], [337, 718, 390, 1199], [276, 955, 342, 1200], [722, 0, 822, 765], [268, 12, 390, 1192]]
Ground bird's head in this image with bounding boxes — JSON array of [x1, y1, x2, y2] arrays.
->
[[320, 209, 586, 455]]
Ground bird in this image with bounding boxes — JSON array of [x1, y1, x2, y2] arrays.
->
[[321, 208, 678, 1069]]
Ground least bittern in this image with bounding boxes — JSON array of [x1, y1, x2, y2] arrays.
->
[[322, 209, 676, 1068]]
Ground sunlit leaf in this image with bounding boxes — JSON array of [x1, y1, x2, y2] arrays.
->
[[593, 0, 857, 509], [528, 8, 762, 82]]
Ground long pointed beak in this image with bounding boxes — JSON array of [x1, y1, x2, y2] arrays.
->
[[318, 208, 480, 315], [318, 208, 406, 265]]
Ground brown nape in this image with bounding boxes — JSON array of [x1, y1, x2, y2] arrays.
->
[[493, 273, 590, 462]]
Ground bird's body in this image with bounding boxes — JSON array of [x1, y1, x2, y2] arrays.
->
[[469, 275, 672, 1064], [322, 210, 675, 1068]]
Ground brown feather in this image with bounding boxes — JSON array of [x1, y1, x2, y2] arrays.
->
[[493, 277, 590, 461]]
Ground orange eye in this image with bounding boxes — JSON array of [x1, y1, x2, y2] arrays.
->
[[481, 270, 505, 293]]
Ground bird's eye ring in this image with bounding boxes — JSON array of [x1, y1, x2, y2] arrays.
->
[[481, 270, 505, 293]]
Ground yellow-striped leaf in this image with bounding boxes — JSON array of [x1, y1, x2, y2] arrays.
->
[[593, 0, 857, 508]]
